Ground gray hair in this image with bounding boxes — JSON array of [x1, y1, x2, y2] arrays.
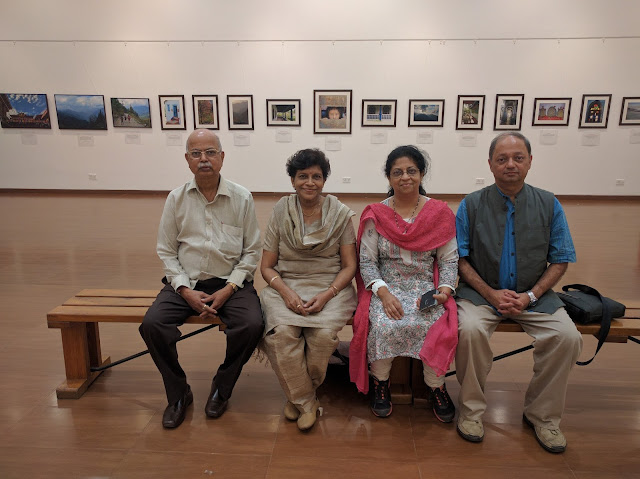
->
[[489, 132, 531, 159]]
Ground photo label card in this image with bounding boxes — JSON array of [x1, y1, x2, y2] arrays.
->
[[166, 133, 182, 146], [581, 132, 600, 146], [125, 133, 141, 145], [275, 129, 292, 143], [416, 130, 433, 144], [325, 138, 342, 151], [371, 131, 388, 144], [459, 133, 477, 147], [78, 135, 94, 147], [629, 130, 640, 144], [234, 132, 250, 146], [539, 129, 558, 145], [21, 133, 37, 145]]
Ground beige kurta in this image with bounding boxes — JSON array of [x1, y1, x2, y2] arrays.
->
[[260, 194, 357, 334]]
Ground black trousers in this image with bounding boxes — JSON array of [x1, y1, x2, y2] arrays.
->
[[139, 278, 264, 405]]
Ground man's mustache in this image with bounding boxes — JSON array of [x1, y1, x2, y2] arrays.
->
[[198, 161, 213, 169]]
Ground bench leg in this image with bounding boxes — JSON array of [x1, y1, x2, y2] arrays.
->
[[55, 322, 111, 399], [389, 357, 413, 405]]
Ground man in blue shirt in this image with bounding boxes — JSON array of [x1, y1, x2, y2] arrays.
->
[[454, 132, 582, 453]]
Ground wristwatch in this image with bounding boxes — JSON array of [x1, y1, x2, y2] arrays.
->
[[227, 282, 238, 292], [526, 290, 538, 307]]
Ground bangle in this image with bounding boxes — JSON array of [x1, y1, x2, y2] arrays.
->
[[269, 275, 280, 285], [330, 285, 339, 297]]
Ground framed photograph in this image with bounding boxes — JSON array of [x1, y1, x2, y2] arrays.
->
[[314, 89, 352, 134], [0, 93, 51, 129], [408, 99, 445, 127], [532, 98, 572, 126], [619, 97, 640, 125], [158, 95, 186, 130], [193, 95, 219, 130], [579, 94, 612, 129], [494, 94, 524, 130], [456, 95, 485, 130], [361, 99, 397, 127], [227, 95, 254, 130], [54, 94, 107, 130], [266, 99, 300, 127], [110, 98, 151, 128]]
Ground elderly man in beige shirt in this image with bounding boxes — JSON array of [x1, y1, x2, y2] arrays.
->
[[140, 129, 264, 429]]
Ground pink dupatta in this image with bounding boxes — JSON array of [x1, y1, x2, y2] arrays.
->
[[349, 199, 458, 394]]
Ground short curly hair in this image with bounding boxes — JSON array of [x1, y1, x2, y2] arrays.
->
[[285, 148, 331, 180]]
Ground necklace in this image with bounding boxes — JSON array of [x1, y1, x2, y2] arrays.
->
[[393, 196, 421, 234], [300, 200, 321, 217]]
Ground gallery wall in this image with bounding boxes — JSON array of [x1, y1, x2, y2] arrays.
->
[[1, 0, 639, 195]]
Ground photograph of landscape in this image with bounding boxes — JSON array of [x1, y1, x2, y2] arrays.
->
[[0, 93, 51, 129], [111, 98, 151, 128], [54, 94, 107, 130]]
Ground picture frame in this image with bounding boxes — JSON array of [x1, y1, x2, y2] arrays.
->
[[361, 99, 397, 127], [193, 95, 219, 130], [494, 94, 524, 130], [314, 89, 352, 134], [110, 98, 151, 128], [456, 95, 485, 130], [158, 95, 186, 130], [0, 93, 51, 129], [532, 98, 572, 126], [54, 94, 107, 130], [578, 94, 612, 129], [227, 95, 254, 130], [266, 99, 301, 127], [408, 99, 445, 127], [619, 97, 640, 125]]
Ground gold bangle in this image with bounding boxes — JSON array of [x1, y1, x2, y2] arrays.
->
[[330, 285, 339, 297], [269, 275, 280, 285]]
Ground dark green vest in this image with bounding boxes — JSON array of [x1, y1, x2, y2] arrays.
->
[[457, 183, 564, 314]]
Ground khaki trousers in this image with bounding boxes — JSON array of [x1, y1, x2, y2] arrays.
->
[[455, 299, 583, 429], [262, 325, 339, 413]]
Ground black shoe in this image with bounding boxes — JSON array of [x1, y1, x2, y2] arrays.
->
[[429, 384, 455, 423], [162, 385, 193, 428], [205, 386, 228, 418], [369, 376, 392, 418]]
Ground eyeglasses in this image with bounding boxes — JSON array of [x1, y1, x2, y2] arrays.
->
[[390, 167, 420, 178], [189, 149, 220, 160]]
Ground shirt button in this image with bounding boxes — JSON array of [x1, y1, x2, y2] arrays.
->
[[511, 253, 514, 256], [511, 232, 515, 235], [510, 273, 514, 277]]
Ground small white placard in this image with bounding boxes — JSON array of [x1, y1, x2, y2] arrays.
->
[[234, 132, 250, 146], [459, 133, 477, 147], [581, 132, 600, 146], [371, 131, 388, 144], [630, 130, 640, 144], [78, 135, 94, 147], [539, 129, 558, 145], [275, 129, 292, 143], [166, 133, 182, 146], [21, 133, 37, 145], [325, 138, 342, 151], [125, 133, 141, 145], [416, 130, 433, 144]]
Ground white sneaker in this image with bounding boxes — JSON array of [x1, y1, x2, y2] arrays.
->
[[457, 416, 484, 442], [523, 415, 566, 453]]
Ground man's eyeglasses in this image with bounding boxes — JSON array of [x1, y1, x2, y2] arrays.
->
[[390, 167, 420, 178], [189, 149, 220, 160]]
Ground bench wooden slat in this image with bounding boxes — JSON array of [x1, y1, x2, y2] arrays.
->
[[48, 305, 222, 325], [64, 297, 156, 307], [76, 289, 160, 298]]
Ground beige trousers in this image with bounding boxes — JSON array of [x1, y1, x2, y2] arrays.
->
[[455, 299, 583, 429], [262, 325, 339, 413]]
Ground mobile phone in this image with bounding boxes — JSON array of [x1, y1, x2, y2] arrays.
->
[[419, 289, 439, 311]]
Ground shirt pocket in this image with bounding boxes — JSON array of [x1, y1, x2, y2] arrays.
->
[[220, 223, 243, 256]]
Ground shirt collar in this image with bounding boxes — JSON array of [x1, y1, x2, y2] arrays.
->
[[187, 176, 230, 198]]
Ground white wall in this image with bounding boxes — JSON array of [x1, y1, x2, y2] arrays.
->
[[1, 0, 639, 195]]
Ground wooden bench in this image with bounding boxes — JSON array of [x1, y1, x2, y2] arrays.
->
[[47, 289, 640, 401]]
